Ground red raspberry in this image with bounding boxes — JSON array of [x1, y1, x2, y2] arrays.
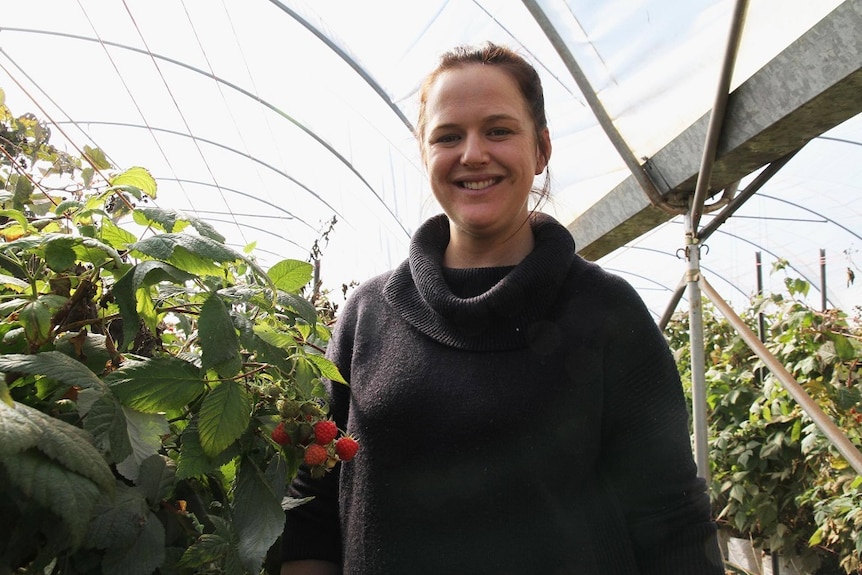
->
[[313, 420, 338, 445], [335, 436, 359, 462], [271, 422, 290, 446], [304, 443, 328, 466]]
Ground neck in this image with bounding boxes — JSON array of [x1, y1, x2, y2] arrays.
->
[[443, 219, 535, 268]]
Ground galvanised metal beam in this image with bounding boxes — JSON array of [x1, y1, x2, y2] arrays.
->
[[570, 0, 862, 261]]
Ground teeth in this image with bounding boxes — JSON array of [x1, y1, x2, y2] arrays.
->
[[462, 179, 496, 190]]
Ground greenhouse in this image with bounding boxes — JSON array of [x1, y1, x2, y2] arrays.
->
[[1, 1, 861, 573]]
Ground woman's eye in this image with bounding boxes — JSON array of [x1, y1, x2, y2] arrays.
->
[[434, 134, 460, 144], [488, 128, 512, 137]]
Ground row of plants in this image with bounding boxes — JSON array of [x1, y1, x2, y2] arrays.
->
[[0, 89, 348, 573], [666, 264, 862, 574]]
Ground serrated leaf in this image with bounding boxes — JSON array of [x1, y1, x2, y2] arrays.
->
[[178, 533, 231, 569], [198, 293, 241, 378], [306, 353, 347, 384], [112, 261, 196, 350], [175, 422, 213, 480], [0, 351, 107, 393], [268, 259, 313, 293], [2, 449, 103, 545], [115, 408, 170, 483], [19, 300, 51, 343], [15, 403, 116, 492], [99, 219, 138, 251], [136, 454, 176, 507], [108, 356, 205, 412], [198, 381, 251, 458], [43, 236, 76, 271], [84, 392, 133, 463], [0, 208, 29, 230], [86, 481, 149, 550], [277, 291, 318, 326], [233, 457, 285, 574], [101, 510, 166, 575], [0, 399, 43, 456], [831, 332, 857, 362], [84, 145, 112, 170], [0, 273, 30, 292], [253, 323, 298, 350], [130, 233, 240, 265], [54, 331, 114, 374], [133, 207, 189, 234], [134, 207, 225, 242], [110, 166, 157, 199]]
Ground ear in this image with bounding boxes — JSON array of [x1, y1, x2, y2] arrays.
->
[[535, 128, 552, 174]]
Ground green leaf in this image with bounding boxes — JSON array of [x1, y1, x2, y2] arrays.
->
[[198, 381, 252, 458], [75, 236, 124, 267], [0, 273, 30, 293], [178, 534, 232, 570], [0, 399, 43, 456], [232, 457, 285, 574], [130, 233, 240, 265], [268, 259, 313, 293], [112, 261, 195, 350], [43, 236, 76, 271], [830, 332, 857, 362], [19, 300, 51, 343], [134, 206, 225, 242], [110, 166, 157, 199], [0, 351, 107, 393], [198, 293, 241, 378], [55, 331, 114, 375], [136, 454, 176, 507], [115, 408, 170, 483], [84, 145, 112, 170], [86, 481, 149, 550], [253, 323, 298, 350], [133, 206, 190, 234], [108, 356, 205, 413], [277, 291, 318, 326], [306, 353, 347, 384], [99, 219, 138, 251], [101, 510, 166, 575], [2, 449, 102, 545], [84, 392, 133, 463], [175, 422, 213, 480]]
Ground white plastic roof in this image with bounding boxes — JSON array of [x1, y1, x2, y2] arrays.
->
[[2, 0, 860, 319]]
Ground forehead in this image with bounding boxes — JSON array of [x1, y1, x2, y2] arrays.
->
[[423, 64, 530, 126]]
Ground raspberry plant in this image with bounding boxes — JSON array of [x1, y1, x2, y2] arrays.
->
[[666, 268, 862, 574], [0, 89, 345, 573]]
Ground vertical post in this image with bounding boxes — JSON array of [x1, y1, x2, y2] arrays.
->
[[755, 251, 766, 386], [686, 214, 710, 481], [313, 258, 321, 301], [820, 248, 827, 312], [755, 251, 765, 341]]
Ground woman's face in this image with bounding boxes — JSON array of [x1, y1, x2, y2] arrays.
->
[[420, 64, 550, 244]]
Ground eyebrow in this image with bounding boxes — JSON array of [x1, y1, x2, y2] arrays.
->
[[429, 113, 521, 133]]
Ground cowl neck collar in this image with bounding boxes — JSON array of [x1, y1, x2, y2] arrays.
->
[[383, 212, 575, 351]]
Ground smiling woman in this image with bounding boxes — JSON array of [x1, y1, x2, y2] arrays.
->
[[418, 50, 552, 268], [280, 42, 725, 575]]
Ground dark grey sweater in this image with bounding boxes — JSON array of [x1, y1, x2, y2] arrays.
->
[[282, 213, 724, 574]]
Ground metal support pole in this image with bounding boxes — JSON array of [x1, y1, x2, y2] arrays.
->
[[685, 214, 710, 481], [820, 248, 827, 312], [700, 276, 862, 475]]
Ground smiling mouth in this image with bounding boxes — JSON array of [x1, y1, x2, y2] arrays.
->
[[460, 178, 501, 190]]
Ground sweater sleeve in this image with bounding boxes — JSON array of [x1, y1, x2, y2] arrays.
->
[[281, 289, 358, 565], [597, 275, 724, 574]]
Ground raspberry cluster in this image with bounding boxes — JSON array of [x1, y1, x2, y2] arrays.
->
[[270, 400, 359, 478]]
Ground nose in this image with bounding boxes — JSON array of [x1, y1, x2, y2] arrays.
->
[[460, 133, 489, 167]]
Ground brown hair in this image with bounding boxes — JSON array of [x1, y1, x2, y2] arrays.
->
[[415, 42, 552, 200]]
